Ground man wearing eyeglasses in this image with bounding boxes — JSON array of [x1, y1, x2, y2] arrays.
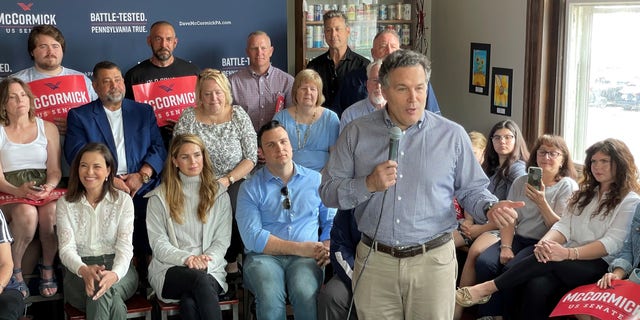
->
[[236, 120, 336, 320], [320, 50, 524, 319]]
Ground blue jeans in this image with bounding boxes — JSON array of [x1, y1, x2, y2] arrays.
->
[[244, 253, 323, 320]]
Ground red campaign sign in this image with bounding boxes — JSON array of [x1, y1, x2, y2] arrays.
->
[[0, 189, 66, 206], [551, 280, 640, 319], [131, 75, 197, 127], [27, 75, 92, 123]]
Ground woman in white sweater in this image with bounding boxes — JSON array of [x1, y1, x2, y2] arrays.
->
[[146, 134, 232, 320]]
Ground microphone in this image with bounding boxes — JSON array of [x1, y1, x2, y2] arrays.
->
[[388, 126, 402, 161]]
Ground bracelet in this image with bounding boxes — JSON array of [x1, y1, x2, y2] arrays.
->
[[500, 245, 512, 249], [574, 247, 580, 260], [566, 248, 571, 260]]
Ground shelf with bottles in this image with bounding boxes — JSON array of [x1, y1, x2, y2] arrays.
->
[[295, 1, 418, 72]]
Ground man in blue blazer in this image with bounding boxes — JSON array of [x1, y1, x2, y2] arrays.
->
[[64, 60, 167, 286]]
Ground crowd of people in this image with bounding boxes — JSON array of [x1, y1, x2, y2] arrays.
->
[[0, 9, 639, 320]]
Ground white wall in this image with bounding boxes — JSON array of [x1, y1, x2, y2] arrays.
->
[[431, 0, 527, 135]]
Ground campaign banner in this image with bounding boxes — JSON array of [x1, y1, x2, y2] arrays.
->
[[0, 189, 66, 206], [131, 75, 196, 126], [27, 75, 91, 122], [551, 280, 640, 319], [0, 1, 288, 79]]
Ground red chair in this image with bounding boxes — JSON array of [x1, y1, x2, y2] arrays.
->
[[64, 293, 152, 320], [155, 296, 239, 320]]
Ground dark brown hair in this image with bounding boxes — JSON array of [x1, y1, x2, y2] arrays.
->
[[569, 138, 640, 217], [65, 143, 118, 203]]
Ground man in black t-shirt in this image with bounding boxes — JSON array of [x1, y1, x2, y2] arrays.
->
[[124, 20, 199, 98]]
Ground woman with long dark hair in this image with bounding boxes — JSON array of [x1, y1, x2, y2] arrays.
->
[[457, 138, 640, 319]]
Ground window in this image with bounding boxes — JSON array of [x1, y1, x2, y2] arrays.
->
[[562, 1, 640, 163]]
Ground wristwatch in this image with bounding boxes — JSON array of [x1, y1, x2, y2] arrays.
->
[[140, 172, 150, 184], [227, 175, 236, 184]]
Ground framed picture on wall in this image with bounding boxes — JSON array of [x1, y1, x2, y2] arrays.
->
[[490, 67, 513, 116], [468, 43, 491, 95]]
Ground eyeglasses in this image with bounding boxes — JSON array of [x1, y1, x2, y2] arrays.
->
[[281, 186, 291, 210], [491, 134, 515, 142], [537, 150, 562, 159]]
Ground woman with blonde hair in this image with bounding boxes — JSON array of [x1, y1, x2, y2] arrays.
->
[[174, 68, 256, 277], [273, 69, 339, 171], [0, 77, 62, 298], [146, 134, 232, 320]]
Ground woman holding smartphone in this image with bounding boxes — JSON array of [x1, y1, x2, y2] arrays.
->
[[457, 138, 640, 319], [472, 135, 578, 319]]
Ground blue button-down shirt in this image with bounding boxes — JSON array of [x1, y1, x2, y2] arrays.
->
[[320, 108, 497, 247], [237, 162, 336, 253]]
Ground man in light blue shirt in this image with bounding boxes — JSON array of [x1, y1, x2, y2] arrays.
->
[[237, 120, 336, 320], [320, 50, 522, 319]]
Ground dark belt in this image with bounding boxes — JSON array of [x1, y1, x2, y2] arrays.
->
[[361, 233, 452, 258]]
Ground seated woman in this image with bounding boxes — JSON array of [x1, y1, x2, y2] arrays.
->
[[174, 68, 256, 277], [56, 143, 138, 320], [574, 203, 640, 320], [454, 131, 487, 248], [473, 135, 578, 319], [0, 77, 62, 298], [146, 134, 232, 320], [273, 69, 339, 172], [0, 211, 26, 320], [455, 121, 529, 320], [457, 138, 640, 319]]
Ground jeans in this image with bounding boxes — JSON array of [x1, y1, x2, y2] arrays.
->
[[0, 289, 25, 320], [243, 253, 323, 320]]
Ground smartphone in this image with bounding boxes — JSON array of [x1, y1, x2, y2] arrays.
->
[[527, 166, 543, 190], [29, 185, 44, 191]]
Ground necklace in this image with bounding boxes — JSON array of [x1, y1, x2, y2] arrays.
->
[[294, 106, 317, 150]]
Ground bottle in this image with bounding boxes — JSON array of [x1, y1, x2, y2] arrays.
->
[[401, 24, 410, 46]]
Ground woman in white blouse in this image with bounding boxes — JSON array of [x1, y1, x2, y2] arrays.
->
[[146, 134, 232, 320], [56, 143, 137, 320], [457, 138, 640, 319]]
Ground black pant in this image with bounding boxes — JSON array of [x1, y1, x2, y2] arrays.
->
[[0, 289, 24, 320], [162, 266, 222, 320], [224, 179, 244, 264], [494, 253, 608, 320]]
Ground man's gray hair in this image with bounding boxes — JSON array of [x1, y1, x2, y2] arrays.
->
[[323, 10, 348, 26], [379, 50, 431, 87]]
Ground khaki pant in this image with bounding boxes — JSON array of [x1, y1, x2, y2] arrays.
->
[[353, 239, 457, 319], [64, 254, 138, 320]]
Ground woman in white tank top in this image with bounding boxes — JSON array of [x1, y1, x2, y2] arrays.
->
[[0, 77, 62, 298]]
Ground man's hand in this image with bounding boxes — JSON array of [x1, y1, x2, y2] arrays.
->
[[112, 176, 130, 194], [365, 160, 398, 193], [486, 200, 525, 229], [120, 173, 144, 197]]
